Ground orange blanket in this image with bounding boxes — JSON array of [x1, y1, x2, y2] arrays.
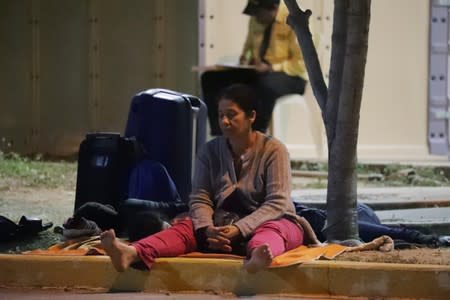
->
[[23, 236, 106, 256], [23, 235, 393, 268]]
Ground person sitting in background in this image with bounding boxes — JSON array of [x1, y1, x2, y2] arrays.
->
[[295, 203, 450, 248], [100, 84, 320, 273], [201, 0, 307, 135]]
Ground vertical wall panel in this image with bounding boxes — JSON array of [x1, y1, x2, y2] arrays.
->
[[163, 0, 198, 95], [271, 0, 445, 161], [0, 0, 199, 156], [428, 3, 450, 155], [38, 0, 89, 155], [201, 0, 248, 66], [0, 0, 32, 154], [94, 0, 157, 132]]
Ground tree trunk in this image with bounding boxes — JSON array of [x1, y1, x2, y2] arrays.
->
[[284, 0, 371, 244]]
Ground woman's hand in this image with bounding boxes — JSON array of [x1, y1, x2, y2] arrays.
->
[[255, 62, 272, 73], [217, 225, 241, 241], [205, 226, 232, 252], [207, 225, 242, 252], [204, 225, 242, 252]]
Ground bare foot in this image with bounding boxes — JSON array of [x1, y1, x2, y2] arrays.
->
[[243, 244, 273, 273], [100, 229, 138, 272]]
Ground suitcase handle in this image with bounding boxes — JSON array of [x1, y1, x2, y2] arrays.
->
[[85, 132, 121, 140], [142, 89, 203, 109]]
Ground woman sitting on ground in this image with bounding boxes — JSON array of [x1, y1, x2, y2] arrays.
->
[[100, 83, 320, 273]]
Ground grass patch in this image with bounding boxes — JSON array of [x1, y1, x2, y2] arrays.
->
[[304, 181, 327, 189], [291, 160, 450, 187], [0, 152, 77, 190], [0, 154, 449, 191]]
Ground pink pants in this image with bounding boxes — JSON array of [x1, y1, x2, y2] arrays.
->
[[132, 218, 304, 269]]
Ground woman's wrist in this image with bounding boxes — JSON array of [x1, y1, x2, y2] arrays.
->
[[225, 224, 241, 239], [194, 226, 210, 249]]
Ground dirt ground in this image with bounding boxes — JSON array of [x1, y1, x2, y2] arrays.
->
[[335, 248, 450, 265], [1, 186, 450, 265]]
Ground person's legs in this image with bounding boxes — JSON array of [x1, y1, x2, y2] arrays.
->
[[356, 204, 450, 247], [357, 203, 381, 224], [357, 221, 398, 242], [295, 206, 327, 242], [357, 221, 438, 245], [297, 203, 444, 246], [244, 218, 303, 273], [101, 219, 197, 272], [382, 225, 438, 245], [253, 72, 306, 132], [120, 159, 187, 233], [200, 69, 257, 135], [297, 203, 384, 243], [101, 229, 140, 272]]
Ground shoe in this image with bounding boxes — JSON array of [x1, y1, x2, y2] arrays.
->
[[74, 202, 119, 230], [400, 227, 439, 247], [0, 215, 19, 242], [438, 235, 450, 247], [18, 216, 53, 235], [53, 225, 64, 234], [417, 234, 438, 246], [62, 216, 101, 239], [0, 215, 53, 242], [393, 239, 419, 250]]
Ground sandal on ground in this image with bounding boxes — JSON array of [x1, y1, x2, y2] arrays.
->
[[0, 215, 53, 242], [18, 216, 53, 236], [0, 215, 19, 242]]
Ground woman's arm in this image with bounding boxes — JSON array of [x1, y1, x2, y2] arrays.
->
[[189, 146, 236, 251], [189, 148, 215, 230], [240, 18, 255, 64]]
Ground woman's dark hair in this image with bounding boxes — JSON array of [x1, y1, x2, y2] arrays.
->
[[217, 83, 257, 117]]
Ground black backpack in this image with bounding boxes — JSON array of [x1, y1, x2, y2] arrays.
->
[[73, 133, 144, 213]]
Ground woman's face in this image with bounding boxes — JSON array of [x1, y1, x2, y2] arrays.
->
[[218, 98, 255, 138]]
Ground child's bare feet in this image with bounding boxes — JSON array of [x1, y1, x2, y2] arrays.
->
[[100, 229, 138, 272], [243, 244, 273, 273]]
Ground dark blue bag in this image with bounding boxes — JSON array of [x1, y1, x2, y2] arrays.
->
[[127, 160, 180, 202], [121, 160, 188, 219]]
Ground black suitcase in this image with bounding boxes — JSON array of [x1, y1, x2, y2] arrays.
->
[[73, 133, 140, 212], [124, 89, 207, 203]]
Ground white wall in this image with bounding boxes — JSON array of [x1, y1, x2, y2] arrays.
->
[[276, 0, 444, 162], [202, 0, 449, 162]]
